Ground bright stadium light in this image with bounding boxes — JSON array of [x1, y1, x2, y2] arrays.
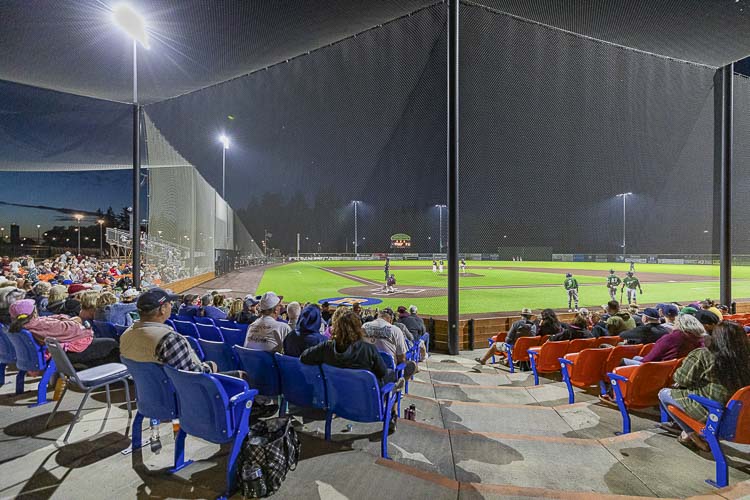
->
[[435, 204, 447, 253], [616, 192, 633, 257], [112, 3, 149, 49], [352, 201, 362, 257], [218, 135, 231, 199]]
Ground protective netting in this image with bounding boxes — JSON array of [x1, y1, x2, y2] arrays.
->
[[732, 73, 750, 295]]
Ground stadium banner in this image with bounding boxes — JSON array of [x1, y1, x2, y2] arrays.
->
[[552, 253, 573, 262], [390, 233, 412, 249], [573, 254, 585, 262], [658, 258, 685, 264], [318, 297, 382, 307]]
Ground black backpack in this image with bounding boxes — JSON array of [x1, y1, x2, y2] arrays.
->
[[237, 417, 300, 498]]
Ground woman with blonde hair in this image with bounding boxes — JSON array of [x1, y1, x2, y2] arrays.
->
[[78, 291, 100, 322], [227, 298, 243, 321], [323, 305, 348, 338]]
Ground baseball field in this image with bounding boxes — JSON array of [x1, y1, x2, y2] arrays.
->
[[255, 260, 750, 317]]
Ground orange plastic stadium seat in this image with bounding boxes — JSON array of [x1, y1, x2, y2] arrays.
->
[[638, 343, 655, 357], [559, 347, 613, 403], [528, 340, 570, 385], [598, 336, 621, 345], [603, 344, 643, 375], [488, 332, 507, 364], [607, 358, 681, 433], [503, 336, 544, 373], [666, 386, 750, 488], [567, 337, 598, 354]]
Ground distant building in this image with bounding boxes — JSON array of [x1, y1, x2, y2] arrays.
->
[[10, 224, 20, 244]]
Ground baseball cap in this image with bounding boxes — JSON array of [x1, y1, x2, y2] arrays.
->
[[136, 287, 180, 312], [409, 305, 418, 314], [663, 304, 679, 317], [642, 308, 660, 320], [381, 307, 395, 317], [520, 307, 533, 316], [10, 299, 35, 320], [67, 284, 90, 295], [680, 306, 698, 315], [694, 310, 720, 326], [122, 288, 140, 299], [258, 291, 283, 311], [397, 306, 408, 315]]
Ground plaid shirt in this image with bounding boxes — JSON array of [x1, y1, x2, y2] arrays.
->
[[670, 348, 729, 422], [156, 332, 211, 373]]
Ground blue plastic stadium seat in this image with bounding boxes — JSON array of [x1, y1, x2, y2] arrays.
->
[[173, 320, 200, 339], [322, 364, 399, 459], [233, 346, 280, 397], [217, 319, 242, 331], [0, 323, 17, 386], [175, 314, 195, 323], [164, 367, 258, 498], [195, 316, 216, 326], [184, 336, 205, 360], [7, 329, 56, 406], [165, 319, 176, 330], [220, 327, 245, 347], [275, 353, 327, 413], [114, 324, 129, 337], [196, 323, 224, 342], [92, 320, 119, 341], [379, 351, 405, 414], [120, 357, 190, 472], [199, 339, 236, 371]]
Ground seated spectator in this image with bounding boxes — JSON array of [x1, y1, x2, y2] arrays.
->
[[399, 305, 426, 339], [320, 301, 333, 324], [235, 295, 260, 324], [537, 308, 563, 337], [0, 286, 26, 325], [605, 300, 636, 336], [29, 281, 52, 312], [301, 310, 413, 429], [659, 321, 750, 451], [475, 308, 536, 365], [178, 294, 201, 318], [661, 304, 680, 331], [77, 290, 100, 323], [323, 305, 348, 338], [393, 308, 414, 344], [283, 304, 327, 357], [620, 307, 669, 344], [286, 301, 301, 330], [244, 292, 290, 353], [362, 307, 409, 365], [550, 314, 592, 341], [199, 293, 227, 320], [95, 290, 139, 326], [213, 294, 229, 314], [623, 313, 705, 366], [590, 310, 609, 338], [693, 309, 719, 336], [9, 299, 119, 368], [227, 298, 243, 321], [120, 289, 218, 373], [701, 298, 723, 321], [46, 284, 81, 317], [629, 305, 643, 327]]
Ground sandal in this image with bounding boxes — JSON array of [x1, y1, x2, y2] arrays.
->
[[677, 431, 697, 450], [688, 433, 711, 453]]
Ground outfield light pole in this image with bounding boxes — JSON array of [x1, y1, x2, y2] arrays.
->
[[113, 2, 149, 289], [435, 204, 446, 253], [219, 135, 230, 198], [36, 224, 41, 243], [74, 214, 83, 255], [616, 192, 632, 258], [352, 200, 361, 257], [97, 219, 105, 256]]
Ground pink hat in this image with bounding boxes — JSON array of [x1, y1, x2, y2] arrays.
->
[[10, 299, 35, 320]]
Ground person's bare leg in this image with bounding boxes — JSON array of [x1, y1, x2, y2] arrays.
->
[[475, 344, 498, 365]]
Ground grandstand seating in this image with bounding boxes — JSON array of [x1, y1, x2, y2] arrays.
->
[[194, 317, 216, 326], [607, 358, 682, 434], [0, 324, 16, 387], [502, 335, 548, 373], [666, 386, 750, 488], [92, 320, 119, 341], [184, 335, 205, 360], [196, 323, 224, 342], [164, 367, 258, 498], [233, 346, 281, 398], [559, 347, 613, 403], [379, 351, 405, 414], [220, 327, 245, 347], [275, 353, 327, 414], [7, 329, 56, 407], [173, 320, 200, 338], [198, 339, 236, 371], [487, 331, 507, 364], [528, 341, 570, 385]]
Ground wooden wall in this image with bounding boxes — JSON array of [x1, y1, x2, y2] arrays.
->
[[163, 272, 216, 294]]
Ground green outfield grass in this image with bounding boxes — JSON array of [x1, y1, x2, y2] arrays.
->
[[254, 260, 749, 316]]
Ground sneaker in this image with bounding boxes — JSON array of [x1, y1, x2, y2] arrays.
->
[[394, 377, 406, 392]]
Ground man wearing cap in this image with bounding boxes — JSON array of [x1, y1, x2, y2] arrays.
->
[[621, 271, 642, 305], [199, 293, 227, 321], [563, 273, 579, 312], [244, 292, 291, 353], [619, 307, 669, 345], [606, 270, 621, 301], [475, 308, 536, 365], [362, 307, 409, 365], [120, 288, 217, 373], [236, 295, 260, 324], [693, 309, 720, 335], [399, 305, 426, 339], [661, 304, 680, 331]]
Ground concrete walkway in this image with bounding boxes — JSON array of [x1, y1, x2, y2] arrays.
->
[[1, 349, 749, 499]]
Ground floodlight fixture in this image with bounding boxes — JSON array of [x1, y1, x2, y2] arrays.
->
[[112, 3, 149, 49]]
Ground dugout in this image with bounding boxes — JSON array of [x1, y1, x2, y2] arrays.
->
[[1, 1, 749, 354]]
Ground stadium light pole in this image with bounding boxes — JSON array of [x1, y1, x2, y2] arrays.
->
[[352, 201, 361, 257], [435, 204, 446, 253], [36, 224, 40, 243], [219, 135, 230, 199], [113, 3, 149, 289], [74, 214, 83, 255], [97, 219, 105, 256], [616, 192, 632, 258]]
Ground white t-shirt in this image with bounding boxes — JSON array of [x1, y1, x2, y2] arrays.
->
[[244, 315, 291, 353], [362, 318, 407, 360]]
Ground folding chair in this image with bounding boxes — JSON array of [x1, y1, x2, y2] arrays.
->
[[164, 367, 258, 498], [44, 338, 131, 443], [8, 329, 57, 406]]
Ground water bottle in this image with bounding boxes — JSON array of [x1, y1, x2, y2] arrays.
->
[[149, 418, 162, 454], [241, 465, 268, 498]]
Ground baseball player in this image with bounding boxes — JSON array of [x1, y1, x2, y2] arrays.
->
[[432, 259, 437, 273], [384, 257, 390, 281], [564, 273, 579, 312], [385, 274, 397, 293], [622, 271, 642, 305], [460, 258, 467, 275], [438, 260, 444, 273], [629, 261, 636, 273], [606, 270, 622, 301]]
